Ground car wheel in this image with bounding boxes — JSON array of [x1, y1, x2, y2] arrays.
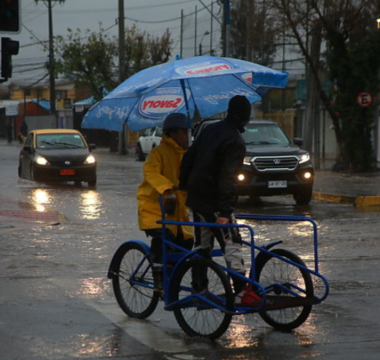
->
[[135, 144, 145, 161], [249, 195, 262, 205], [293, 186, 313, 205], [88, 178, 97, 188]]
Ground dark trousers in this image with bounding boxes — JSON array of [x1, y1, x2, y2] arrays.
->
[[145, 228, 193, 267]]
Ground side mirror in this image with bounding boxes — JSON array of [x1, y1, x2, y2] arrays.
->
[[294, 138, 303, 146], [23, 145, 33, 153], [89, 144, 96, 151]]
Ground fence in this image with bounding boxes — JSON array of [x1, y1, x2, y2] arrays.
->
[[256, 110, 296, 139]]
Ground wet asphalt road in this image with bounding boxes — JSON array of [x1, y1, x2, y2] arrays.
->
[[1, 142, 380, 360]]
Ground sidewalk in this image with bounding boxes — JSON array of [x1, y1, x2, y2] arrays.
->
[[313, 159, 380, 206]]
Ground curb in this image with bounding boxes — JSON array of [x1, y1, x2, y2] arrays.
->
[[313, 192, 380, 206], [354, 196, 380, 206]]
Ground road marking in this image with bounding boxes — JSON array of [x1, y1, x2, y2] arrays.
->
[[89, 301, 190, 354]]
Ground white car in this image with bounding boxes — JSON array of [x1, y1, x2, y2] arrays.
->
[[135, 126, 163, 161]]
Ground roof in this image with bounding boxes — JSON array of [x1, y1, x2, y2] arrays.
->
[[73, 96, 96, 106], [29, 129, 82, 135], [30, 100, 51, 111], [73, 88, 109, 107]]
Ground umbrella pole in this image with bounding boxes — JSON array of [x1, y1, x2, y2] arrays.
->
[[180, 79, 193, 147]]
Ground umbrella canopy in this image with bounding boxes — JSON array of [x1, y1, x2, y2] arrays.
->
[[82, 56, 288, 132]]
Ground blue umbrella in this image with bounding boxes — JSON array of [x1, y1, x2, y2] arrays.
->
[[82, 56, 288, 132]]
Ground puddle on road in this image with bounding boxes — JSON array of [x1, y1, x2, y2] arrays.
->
[[19, 187, 108, 221]]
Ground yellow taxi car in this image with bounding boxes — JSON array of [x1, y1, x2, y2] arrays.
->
[[18, 129, 97, 187]]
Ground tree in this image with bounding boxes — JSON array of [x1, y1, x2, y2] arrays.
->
[[230, 0, 278, 65], [122, 24, 172, 78], [267, 0, 380, 171], [230, 0, 282, 114], [54, 24, 173, 100], [55, 26, 118, 100]]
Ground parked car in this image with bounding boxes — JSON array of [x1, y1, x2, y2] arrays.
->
[[135, 126, 163, 161], [194, 119, 314, 205], [18, 129, 97, 187]]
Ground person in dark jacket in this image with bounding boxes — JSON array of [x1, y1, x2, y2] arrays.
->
[[180, 95, 261, 306], [5, 118, 13, 143], [18, 121, 28, 143]]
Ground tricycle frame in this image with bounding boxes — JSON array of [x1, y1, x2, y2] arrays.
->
[[108, 200, 329, 339]]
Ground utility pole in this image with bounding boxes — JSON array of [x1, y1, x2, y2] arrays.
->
[[210, 2, 213, 55], [118, 0, 127, 154], [224, 0, 231, 57], [304, 23, 321, 169], [180, 10, 184, 58], [194, 5, 197, 56], [35, 0, 65, 120], [118, 0, 125, 82], [47, 0, 56, 117]]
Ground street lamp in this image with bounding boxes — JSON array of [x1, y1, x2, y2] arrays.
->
[[199, 31, 210, 56], [377, 17, 380, 29]]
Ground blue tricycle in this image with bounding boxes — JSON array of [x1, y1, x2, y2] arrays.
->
[[108, 198, 329, 340]]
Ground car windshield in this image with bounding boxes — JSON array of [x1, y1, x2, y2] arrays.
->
[[36, 133, 86, 149], [242, 123, 290, 146]]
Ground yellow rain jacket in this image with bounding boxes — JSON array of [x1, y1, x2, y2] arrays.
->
[[137, 134, 193, 240]]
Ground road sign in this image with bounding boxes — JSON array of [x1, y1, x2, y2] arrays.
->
[[356, 92, 373, 107]]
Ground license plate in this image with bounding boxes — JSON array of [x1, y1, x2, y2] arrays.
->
[[268, 180, 287, 188], [60, 169, 75, 175]]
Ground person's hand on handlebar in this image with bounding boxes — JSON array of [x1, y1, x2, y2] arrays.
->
[[215, 216, 229, 225]]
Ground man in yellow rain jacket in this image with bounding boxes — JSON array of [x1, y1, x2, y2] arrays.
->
[[137, 113, 194, 289]]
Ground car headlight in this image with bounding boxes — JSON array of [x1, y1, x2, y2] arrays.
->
[[84, 154, 96, 164], [243, 156, 252, 165], [237, 173, 245, 182], [35, 156, 49, 166], [303, 171, 313, 180], [299, 153, 310, 164]]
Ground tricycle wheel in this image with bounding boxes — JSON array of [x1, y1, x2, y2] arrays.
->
[[256, 248, 314, 331], [112, 242, 159, 319], [170, 258, 234, 340]]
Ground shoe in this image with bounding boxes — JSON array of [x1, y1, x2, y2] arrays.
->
[[235, 285, 262, 307]]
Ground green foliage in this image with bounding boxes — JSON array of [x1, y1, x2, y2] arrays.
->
[[55, 26, 117, 100], [328, 26, 380, 171], [268, 0, 380, 171], [122, 24, 172, 78], [230, 0, 278, 65]]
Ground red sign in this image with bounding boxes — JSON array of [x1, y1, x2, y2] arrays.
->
[[60, 169, 75, 175], [356, 92, 373, 107]]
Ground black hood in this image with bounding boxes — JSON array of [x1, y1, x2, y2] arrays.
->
[[226, 95, 251, 132], [245, 143, 307, 157], [36, 148, 90, 161]]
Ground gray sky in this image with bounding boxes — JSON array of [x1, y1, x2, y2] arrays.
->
[[6, 0, 222, 83]]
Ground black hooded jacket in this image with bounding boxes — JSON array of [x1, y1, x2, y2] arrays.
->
[[179, 116, 246, 217]]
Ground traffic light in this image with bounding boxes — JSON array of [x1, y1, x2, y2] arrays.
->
[[0, 0, 20, 33], [1, 37, 19, 80]]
